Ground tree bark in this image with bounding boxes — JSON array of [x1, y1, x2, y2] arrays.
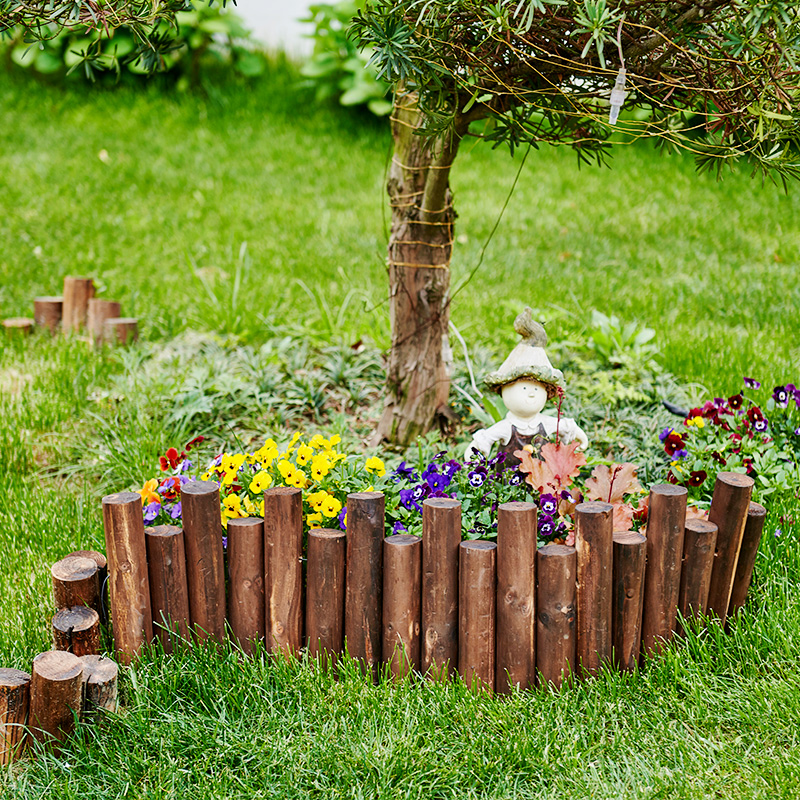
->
[[376, 94, 462, 445]]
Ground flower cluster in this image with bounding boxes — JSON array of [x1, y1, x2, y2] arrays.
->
[[138, 433, 383, 537], [660, 378, 800, 503], [382, 451, 529, 540]]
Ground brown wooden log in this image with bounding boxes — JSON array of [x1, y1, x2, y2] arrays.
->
[[728, 502, 768, 618], [227, 517, 265, 655], [458, 540, 496, 693], [52, 606, 101, 656], [612, 531, 646, 671], [575, 502, 614, 676], [87, 299, 121, 344], [79, 655, 118, 718], [145, 525, 191, 653], [536, 544, 576, 688], [180, 482, 226, 643], [101, 491, 154, 663], [29, 651, 84, 745], [51, 556, 99, 613], [344, 492, 385, 680], [3, 317, 35, 336], [62, 276, 95, 333], [382, 534, 422, 679], [306, 528, 347, 661], [33, 296, 63, 334], [103, 317, 139, 345], [706, 472, 755, 625], [641, 484, 688, 655], [264, 487, 303, 657], [421, 497, 461, 679], [0, 669, 31, 765], [66, 549, 108, 625], [678, 519, 718, 631], [496, 501, 537, 694]]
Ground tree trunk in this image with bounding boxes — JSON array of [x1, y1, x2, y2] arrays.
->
[[376, 94, 461, 445]]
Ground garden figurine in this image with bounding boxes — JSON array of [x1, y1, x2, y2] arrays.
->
[[466, 308, 589, 462]]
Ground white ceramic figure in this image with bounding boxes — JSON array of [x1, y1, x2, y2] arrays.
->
[[465, 309, 589, 460]]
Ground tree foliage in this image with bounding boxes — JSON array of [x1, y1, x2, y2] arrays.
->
[[0, 0, 233, 75], [352, 0, 800, 184]]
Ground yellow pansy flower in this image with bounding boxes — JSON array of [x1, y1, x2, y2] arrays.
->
[[296, 443, 314, 466], [277, 460, 293, 478], [257, 499, 265, 516], [695, 418, 705, 429], [139, 479, 160, 506], [328, 434, 341, 447], [249, 470, 273, 493], [243, 496, 258, 516], [289, 431, 302, 446], [306, 490, 328, 510], [221, 470, 238, 487], [306, 512, 323, 529], [201, 471, 212, 481], [309, 434, 326, 450], [223, 494, 243, 515], [222, 453, 245, 473], [321, 495, 342, 518], [365, 456, 386, 477], [284, 466, 307, 489]]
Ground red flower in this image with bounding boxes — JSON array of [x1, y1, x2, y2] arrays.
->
[[746, 406, 764, 423], [728, 393, 744, 410], [159, 447, 185, 471], [712, 451, 727, 466], [664, 433, 685, 456], [684, 408, 703, 424], [688, 470, 707, 487], [185, 435, 205, 452]]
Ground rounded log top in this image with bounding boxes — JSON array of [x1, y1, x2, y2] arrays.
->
[[385, 534, 421, 546], [685, 519, 718, 535], [264, 486, 302, 497], [346, 491, 384, 501], [612, 530, 646, 545], [538, 544, 576, 558], [32, 650, 83, 681], [650, 483, 689, 497], [0, 667, 32, 686], [423, 498, 461, 509], [51, 556, 97, 581], [147, 525, 183, 538], [80, 655, 119, 684], [309, 528, 347, 540], [498, 501, 538, 513], [53, 606, 99, 631], [227, 517, 264, 529], [181, 480, 221, 497], [34, 296, 64, 303], [716, 472, 755, 489], [67, 550, 107, 569], [576, 501, 613, 515], [102, 491, 142, 507], [460, 540, 497, 551], [748, 501, 767, 518], [65, 275, 93, 281], [105, 317, 138, 324]]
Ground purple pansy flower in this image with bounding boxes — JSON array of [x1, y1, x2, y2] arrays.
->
[[674, 449, 689, 459], [744, 377, 761, 389], [211, 454, 223, 467], [713, 397, 727, 409], [222, 536, 228, 550], [468, 467, 487, 488], [144, 502, 161, 524], [773, 385, 790, 407], [794, 427, 800, 436], [659, 427, 673, 442], [538, 514, 556, 537], [426, 471, 452, 491], [399, 487, 419, 510], [179, 459, 193, 473], [508, 471, 523, 486], [169, 502, 182, 520], [338, 506, 347, 530], [753, 418, 769, 433], [560, 490, 573, 502], [392, 461, 418, 482], [540, 493, 558, 515], [392, 521, 407, 535], [443, 459, 462, 478]]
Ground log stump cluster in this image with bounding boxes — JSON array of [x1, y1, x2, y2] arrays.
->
[[2, 276, 138, 344]]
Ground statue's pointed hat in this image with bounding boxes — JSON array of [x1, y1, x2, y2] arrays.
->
[[484, 308, 565, 394]]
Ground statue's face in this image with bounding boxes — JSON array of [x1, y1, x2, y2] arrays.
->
[[501, 379, 548, 418]]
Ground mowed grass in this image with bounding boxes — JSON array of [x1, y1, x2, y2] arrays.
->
[[1, 63, 800, 797], [1, 66, 799, 393]]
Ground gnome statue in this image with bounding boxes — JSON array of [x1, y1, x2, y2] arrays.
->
[[465, 308, 588, 462]]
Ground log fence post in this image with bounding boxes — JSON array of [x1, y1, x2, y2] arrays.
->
[[29, 651, 84, 746], [536, 544, 576, 688], [611, 531, 646, 671], [264, 487, 303, 657], [227, 517, 265, 654], [0, 669, 31, 764], [575, 502, 613, 676], [66, 550, 108, 625], [87, 299, 121, 344], [52, 606, 101, 656], [62, 276, 95, 333], [101, 491, 153, 663], [496, 501, 537, 694], [345, 492, 385, 680], [80, 656, 119, 718], [421, 498, 461, 679], [641, 485, 687, 655], [458, 540, 496, 693], [306, 529, 347, 661], [51, 556, 99, 613], [706, 472, 754, 625], [103, 317, 139, 345], [382, 534, 422, 679], [145, 525, 191, 653], [677, 519, 718, 631], [728, 502, 767, 619], [33, 296, 63, 333]]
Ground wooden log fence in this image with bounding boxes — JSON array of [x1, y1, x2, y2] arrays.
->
[[92, 471, 766, 694]]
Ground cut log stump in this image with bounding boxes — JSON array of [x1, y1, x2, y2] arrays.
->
[[306, 529, 346, 662], [52, 606, 101, 656], [80, 655, 118, 718], [51, 556, 99, 613], [62, 276, 95, 332], [103, 317, 139, 345], [382, 534, 422, 679], [33, 296, 63, 333], [536, 544, 576, 688], [29, 651, 84, 746], [0, 668, 31, 764]]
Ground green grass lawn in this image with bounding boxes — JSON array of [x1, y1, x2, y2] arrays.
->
[[1, 65, 800, 798]]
